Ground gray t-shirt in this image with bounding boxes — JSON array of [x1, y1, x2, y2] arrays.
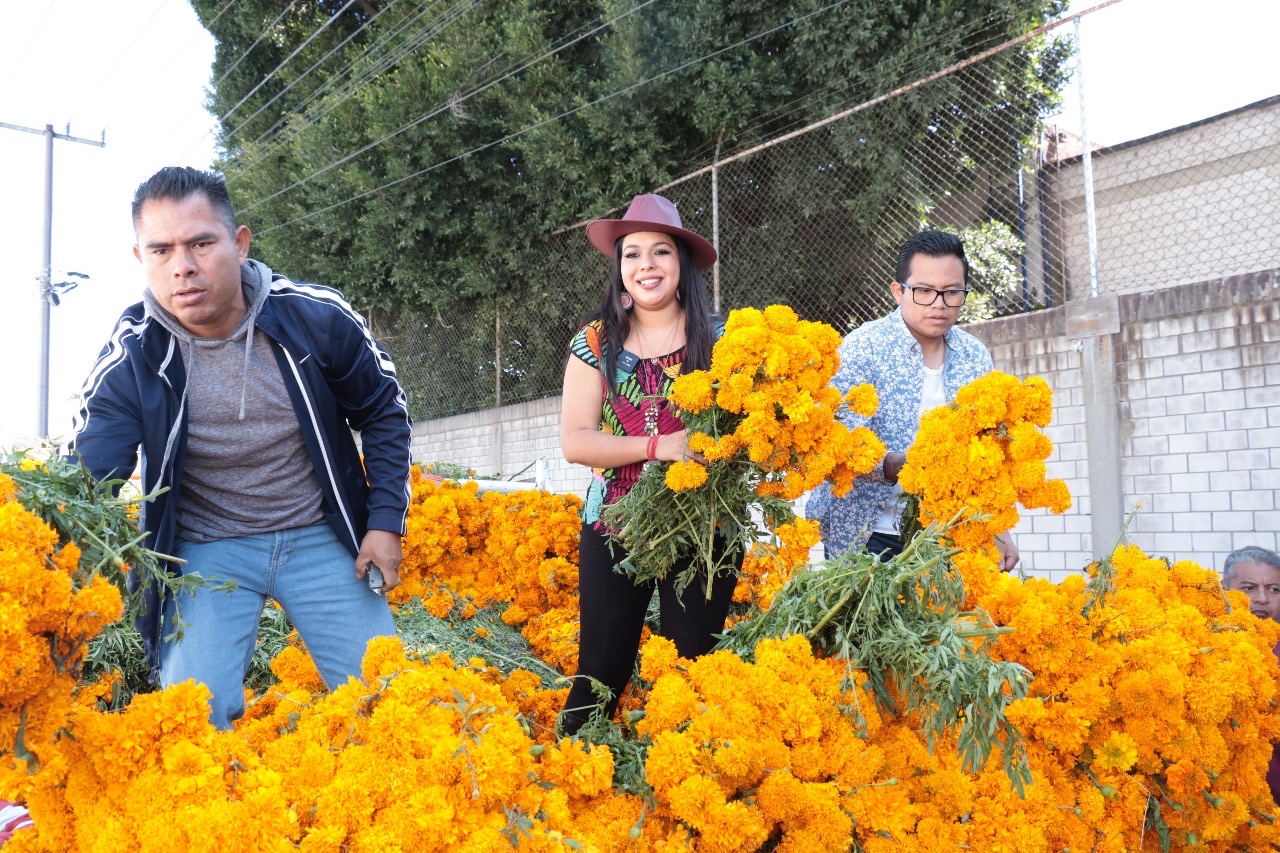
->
[[175, 327, 325, 542]]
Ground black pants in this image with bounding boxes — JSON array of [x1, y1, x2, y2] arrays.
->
[[559, 520, 740, 734], [865, 530, 904, 559]]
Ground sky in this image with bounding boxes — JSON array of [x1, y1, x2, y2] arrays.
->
[[0, 0, 1277, 450]]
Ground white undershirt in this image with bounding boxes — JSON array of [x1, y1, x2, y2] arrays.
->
[[872, 362, 947, 535]]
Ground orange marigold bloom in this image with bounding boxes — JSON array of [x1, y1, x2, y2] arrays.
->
[[665, 460, 709, 492], [844, 383, 879, 418]]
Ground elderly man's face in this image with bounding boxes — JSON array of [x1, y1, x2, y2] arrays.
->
[[1226, 560, 1280, 622]]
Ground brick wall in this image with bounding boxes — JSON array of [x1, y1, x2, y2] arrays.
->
[[965, 308, 1093, 582], [410, 394, 589, 495], [1111, 271, 1280, 565]]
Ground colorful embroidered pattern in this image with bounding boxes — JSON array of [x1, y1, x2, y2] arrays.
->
[[569, 320, 688, 526]]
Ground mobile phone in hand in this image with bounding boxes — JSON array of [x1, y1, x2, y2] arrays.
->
[[367, 564, 384, 595]]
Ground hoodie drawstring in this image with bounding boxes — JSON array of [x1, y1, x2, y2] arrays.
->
[[239, 312, 255, 420]]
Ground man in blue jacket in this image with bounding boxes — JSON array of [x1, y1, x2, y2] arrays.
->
[[67, 166, 413, 729]]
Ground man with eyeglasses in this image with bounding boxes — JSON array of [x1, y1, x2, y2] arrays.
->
[[807, 230, 1019, 570]]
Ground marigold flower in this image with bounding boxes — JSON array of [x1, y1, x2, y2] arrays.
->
[[665, 460, 709, 492], [844, 383, 879, 418], [1092, 731, 1139, 773]]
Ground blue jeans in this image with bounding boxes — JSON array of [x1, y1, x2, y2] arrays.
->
[[161, 523, 394, 729]]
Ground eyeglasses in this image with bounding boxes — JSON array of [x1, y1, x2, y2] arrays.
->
[[900, 283, 969, 307]]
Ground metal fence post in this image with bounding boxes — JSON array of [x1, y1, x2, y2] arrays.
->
[[711, 130, 723, 314], [1074, 15, 1101, 298], [493, 301, 503, 475]]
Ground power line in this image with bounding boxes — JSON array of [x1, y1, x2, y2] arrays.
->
[[237, 0, 662, 214], [231, 0, 479, 167], [213, 0, 299, 91], [167, 0, 309, 164], [217, 0, 360, 126], [223, 0, 409, 142], [5, 0, 60, 81], [254, 0, 852, 237], [228, 0, 574, 178], [76, 0, 174, 117], [135, 0, 240, 153], [228, 0, 459, 168], [681, 5, 1045, 166], [650, 0, 1122, 197]]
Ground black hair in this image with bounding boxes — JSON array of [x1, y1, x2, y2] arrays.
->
[[586, 234, 717, 398], [131, 166, 237, 237], [894, 230, 969, 285], [1222, 546, 1280, 586]]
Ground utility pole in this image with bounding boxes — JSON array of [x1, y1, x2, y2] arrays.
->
[[0, 121, 106, 438]]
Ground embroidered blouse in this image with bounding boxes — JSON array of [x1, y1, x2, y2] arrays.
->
[[568, 320, 688, 527]]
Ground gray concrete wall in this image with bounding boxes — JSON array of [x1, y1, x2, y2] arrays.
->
[[967, 267, 1280, 580]]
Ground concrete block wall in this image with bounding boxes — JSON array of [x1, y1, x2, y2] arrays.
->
[[410, 395, 589, 496], [1044, 97, 1280, 300], [1111, 270, 1280, 568]]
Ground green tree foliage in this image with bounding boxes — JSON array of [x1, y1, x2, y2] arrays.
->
[[193, 0, 1070, 418]]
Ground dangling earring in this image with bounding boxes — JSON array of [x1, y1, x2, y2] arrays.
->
[[676, 285, 683, 303], [620, 292, 633, 311]]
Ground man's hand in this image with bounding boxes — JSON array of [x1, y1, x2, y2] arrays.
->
[[883, 451, 906, 485], [356, 529, 403, 592], [995, 533, 1020, 573]]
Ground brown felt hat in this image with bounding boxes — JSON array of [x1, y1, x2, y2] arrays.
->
[[585, 194, 718, 270]]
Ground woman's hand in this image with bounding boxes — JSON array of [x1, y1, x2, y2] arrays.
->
[[657, 429, 706, 464]]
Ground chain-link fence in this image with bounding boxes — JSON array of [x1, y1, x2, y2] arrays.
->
[[376, 10, 1280, 424]]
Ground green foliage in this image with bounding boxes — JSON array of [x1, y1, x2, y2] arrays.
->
[[601, 457, 790, 597], [392, 599, 564, 688], [4, 452, 166, 598], [944, 219, 1027, 322], [193, 0, 1073, 413]]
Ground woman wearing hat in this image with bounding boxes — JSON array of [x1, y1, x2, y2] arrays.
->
[[558, 194, 740, 735]]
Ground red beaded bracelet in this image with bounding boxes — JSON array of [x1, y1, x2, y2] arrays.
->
[[646, 434, 659, 462]]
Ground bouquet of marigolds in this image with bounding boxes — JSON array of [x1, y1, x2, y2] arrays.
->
[[602, 304, 885, 596], [899, 372, 1071, 572]]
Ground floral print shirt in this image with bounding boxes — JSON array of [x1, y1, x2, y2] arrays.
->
[[804, 308, 993, 556], [568, 320, 688, 527]]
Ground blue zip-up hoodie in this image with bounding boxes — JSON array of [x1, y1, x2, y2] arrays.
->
[[66, 259, 413, 677]]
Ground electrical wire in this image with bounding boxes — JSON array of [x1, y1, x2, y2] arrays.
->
[[75, 0, 174, 116], [213, 0, 299, 91], [230, 0, 651, 183], [253, 0, 852, 237], [232, 0, 441, 154], [217, 0, 360, 126], [227, 0, 464, 174], [223, 0, 409, 141], [236, 0, 662, 212], [5, 0, 60, 82], [681, 4, 1049, 166], [167, 0, 304, 164]]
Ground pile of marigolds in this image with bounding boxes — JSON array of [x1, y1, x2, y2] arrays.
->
[[3, 367, 1280, 851]]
